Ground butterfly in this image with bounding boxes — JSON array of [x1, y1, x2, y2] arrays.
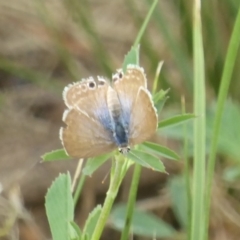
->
[[60, 64, 158, 159]]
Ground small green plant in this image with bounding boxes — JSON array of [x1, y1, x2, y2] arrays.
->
[[42, 45, 192, 240], [42, 1, 195, 240], [42, 1, 240, 240]]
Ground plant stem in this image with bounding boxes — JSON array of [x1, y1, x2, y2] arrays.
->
[[120, 164, 142, 240], [191, 1, 206, 240], [181, 96, 191, 240], [133, 0, 158, 48], [91, 155, 126, 240], [73, 174, 86, 207]]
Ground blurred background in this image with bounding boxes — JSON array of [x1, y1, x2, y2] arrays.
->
[[1, 0, 240, 239]]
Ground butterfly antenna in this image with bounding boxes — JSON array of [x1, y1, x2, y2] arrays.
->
[[71, 158, 84, 193], [102, 168, 111, 184]]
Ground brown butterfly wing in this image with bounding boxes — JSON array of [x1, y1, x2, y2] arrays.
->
[[63, 77, 109, 119], [60, 108, 115, 158], [113, 65, 147, 113], [60, 77, 116, 158], [113, 65, 157, 146], [128, 87, 158, 146]]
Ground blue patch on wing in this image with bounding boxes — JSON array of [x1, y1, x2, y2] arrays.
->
[[113, 118, 129, 146], [117, 97, 132, 130], [89, 101, 130, 147], [96, 106, 114, 132]]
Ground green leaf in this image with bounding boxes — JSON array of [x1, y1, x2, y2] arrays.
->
[[223, 166, 240, 182], [168, 176, 189, 228], [141, 142, 180, 160], [211, 101, 240, 161], [128, 149, 165, 172], [69, 221, 82, 240], [153, 89, 169, 105], [82, 235, 89, 240], [160, 101, 240, 160], [42, 149, 71, 162], [110, 204, 176, 238], [158, 114, 195, 129], [82, 153, 113, 176], [82, 205, 102, 240], [152, 61, 164, 95], [122, 45, 139, 72], [153, 89, 169, 113], [45, 173, 74, 240]]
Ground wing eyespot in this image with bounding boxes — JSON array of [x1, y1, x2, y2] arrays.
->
[[118, 72, 123, 79], [98, 80, 105, 86], [112, 69, 124, 82], [88, 81, 96, 89]]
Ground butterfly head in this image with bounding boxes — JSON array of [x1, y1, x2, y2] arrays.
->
[[118, 145, 130, 155]]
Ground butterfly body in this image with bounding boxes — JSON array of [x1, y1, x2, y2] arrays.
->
[[60, 65, 158, 159]]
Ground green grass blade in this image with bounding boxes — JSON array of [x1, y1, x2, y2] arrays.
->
[[146, 0, 193, 90], [205, 4, 240, 240], [133, 0, 158, 48], [120, 164, 142, 240], [191, 1, 206, 240], [122, 0, 158, 72], [181, 96, 191, 240]]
